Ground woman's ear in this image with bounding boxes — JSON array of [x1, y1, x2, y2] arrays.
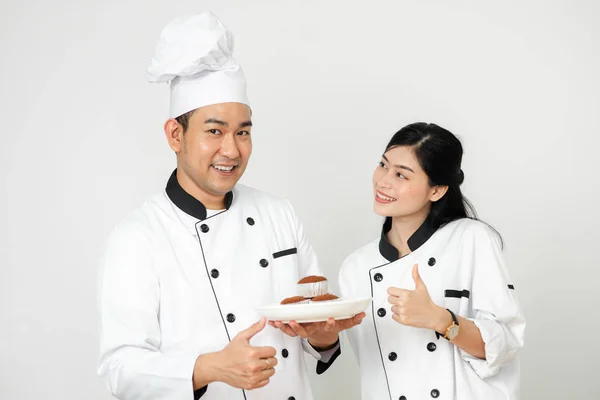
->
[[429, 185, 449, 202]]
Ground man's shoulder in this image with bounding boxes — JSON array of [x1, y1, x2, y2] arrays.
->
[[108, 193, 172, 241], [234, 184, 293, 210]]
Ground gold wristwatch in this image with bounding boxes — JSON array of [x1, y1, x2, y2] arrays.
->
[[444, 308, 460, 340]]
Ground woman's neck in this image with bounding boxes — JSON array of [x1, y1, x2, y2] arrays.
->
[[387, 207, 430, 258]]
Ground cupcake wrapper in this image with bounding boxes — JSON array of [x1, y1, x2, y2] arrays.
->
[[298, 280, 328, 298], [281, 297, 310, 305]]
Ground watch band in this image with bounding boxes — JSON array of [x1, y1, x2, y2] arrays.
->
[[446, 308, 459, 326]]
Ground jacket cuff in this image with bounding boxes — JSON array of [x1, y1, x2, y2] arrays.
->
[[316, 342, 341, 375], [301, 337, 342, 374], [316, 339, 341, 363], [193, 385, 208, 399], [460, 318, 513, 379], [306, 338, 341, 375]]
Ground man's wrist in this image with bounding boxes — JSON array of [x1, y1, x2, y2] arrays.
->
[[193, 352, 220, 390], [308, 335, 339, 352]]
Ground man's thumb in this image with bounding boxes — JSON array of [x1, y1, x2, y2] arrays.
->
[[236, 317, 266, 342]]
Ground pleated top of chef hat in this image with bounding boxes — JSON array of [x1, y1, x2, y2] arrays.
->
[[147, 12, 249, 118]]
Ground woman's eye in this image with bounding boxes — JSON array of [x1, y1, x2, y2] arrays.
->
[[379, 161, 386, 168], [396, 173, 406, 179]]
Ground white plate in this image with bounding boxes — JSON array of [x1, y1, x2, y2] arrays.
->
[[255, 297, 373, 323]]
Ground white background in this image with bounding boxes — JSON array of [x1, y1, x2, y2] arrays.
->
[[2, 0, 599, 399]]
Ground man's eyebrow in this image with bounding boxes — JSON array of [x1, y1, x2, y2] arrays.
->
[[204, 119, 253, 128], [204, 118, 227, 126]]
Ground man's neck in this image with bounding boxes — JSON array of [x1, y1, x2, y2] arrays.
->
[[387, 207, 430, 258], [176, 169, 226, 210]]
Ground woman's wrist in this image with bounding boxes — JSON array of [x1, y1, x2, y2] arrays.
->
[[431, 306, 453, 334]]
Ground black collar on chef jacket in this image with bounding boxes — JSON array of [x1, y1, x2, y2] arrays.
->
[[165, 169, 234, 221], [378, 216, 437, 262]]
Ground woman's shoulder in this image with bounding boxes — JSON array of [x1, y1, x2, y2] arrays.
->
[[440, 218, 502, 246], [341, 238, 384, 272]]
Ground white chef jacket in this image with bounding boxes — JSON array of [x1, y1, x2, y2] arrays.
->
[[97, 171, 339, 400], [339, 217, 525, 400]]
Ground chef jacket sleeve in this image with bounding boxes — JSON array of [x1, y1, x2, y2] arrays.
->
[[287, 201, 341, 373], [337, 259, 361, 360], [460, 223, 526, 379], [287, 200, 320, 278], [97, 221, 200, 399], [302, 338, 342, 374]]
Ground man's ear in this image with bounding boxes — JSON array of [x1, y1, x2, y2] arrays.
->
[[164, 118, 183, 153]]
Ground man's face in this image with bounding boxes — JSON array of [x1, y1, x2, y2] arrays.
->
[[166, 102, 252, 201]]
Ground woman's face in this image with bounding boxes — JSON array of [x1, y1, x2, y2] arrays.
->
[[372, 146, 446, 219]]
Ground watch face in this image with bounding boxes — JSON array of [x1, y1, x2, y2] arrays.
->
[[448, 325, 459, 340]]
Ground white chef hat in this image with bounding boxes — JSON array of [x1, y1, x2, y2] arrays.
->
[[146, 12, 250, 118]]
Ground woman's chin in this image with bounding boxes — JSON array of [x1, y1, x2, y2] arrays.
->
[[373, 203, 396, 217]]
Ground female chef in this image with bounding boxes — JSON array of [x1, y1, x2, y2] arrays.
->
[[339, 122, 525, 400]]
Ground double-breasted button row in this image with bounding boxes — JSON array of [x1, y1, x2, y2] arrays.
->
[[199, 215, 256, 234], [211, 258, 268, 278], [373, 256, 436, 284], [201, 217, 268, 270], [211, 261, 267, 280], [388, 341, 437, 364], [397, 390, 440, 399]]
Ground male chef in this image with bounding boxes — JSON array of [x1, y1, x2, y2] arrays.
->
[[97, 12, 364, 400]]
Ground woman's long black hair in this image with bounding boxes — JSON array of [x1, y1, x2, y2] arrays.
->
[[384, 122, 502, 245]]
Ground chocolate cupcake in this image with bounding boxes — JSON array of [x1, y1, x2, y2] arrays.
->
[[297, 275, 328, 298], [310, 293, 339, 302], [280, 295, 309, 305]]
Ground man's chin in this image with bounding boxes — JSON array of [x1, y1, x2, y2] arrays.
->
[[208, 180, 240, 195]]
